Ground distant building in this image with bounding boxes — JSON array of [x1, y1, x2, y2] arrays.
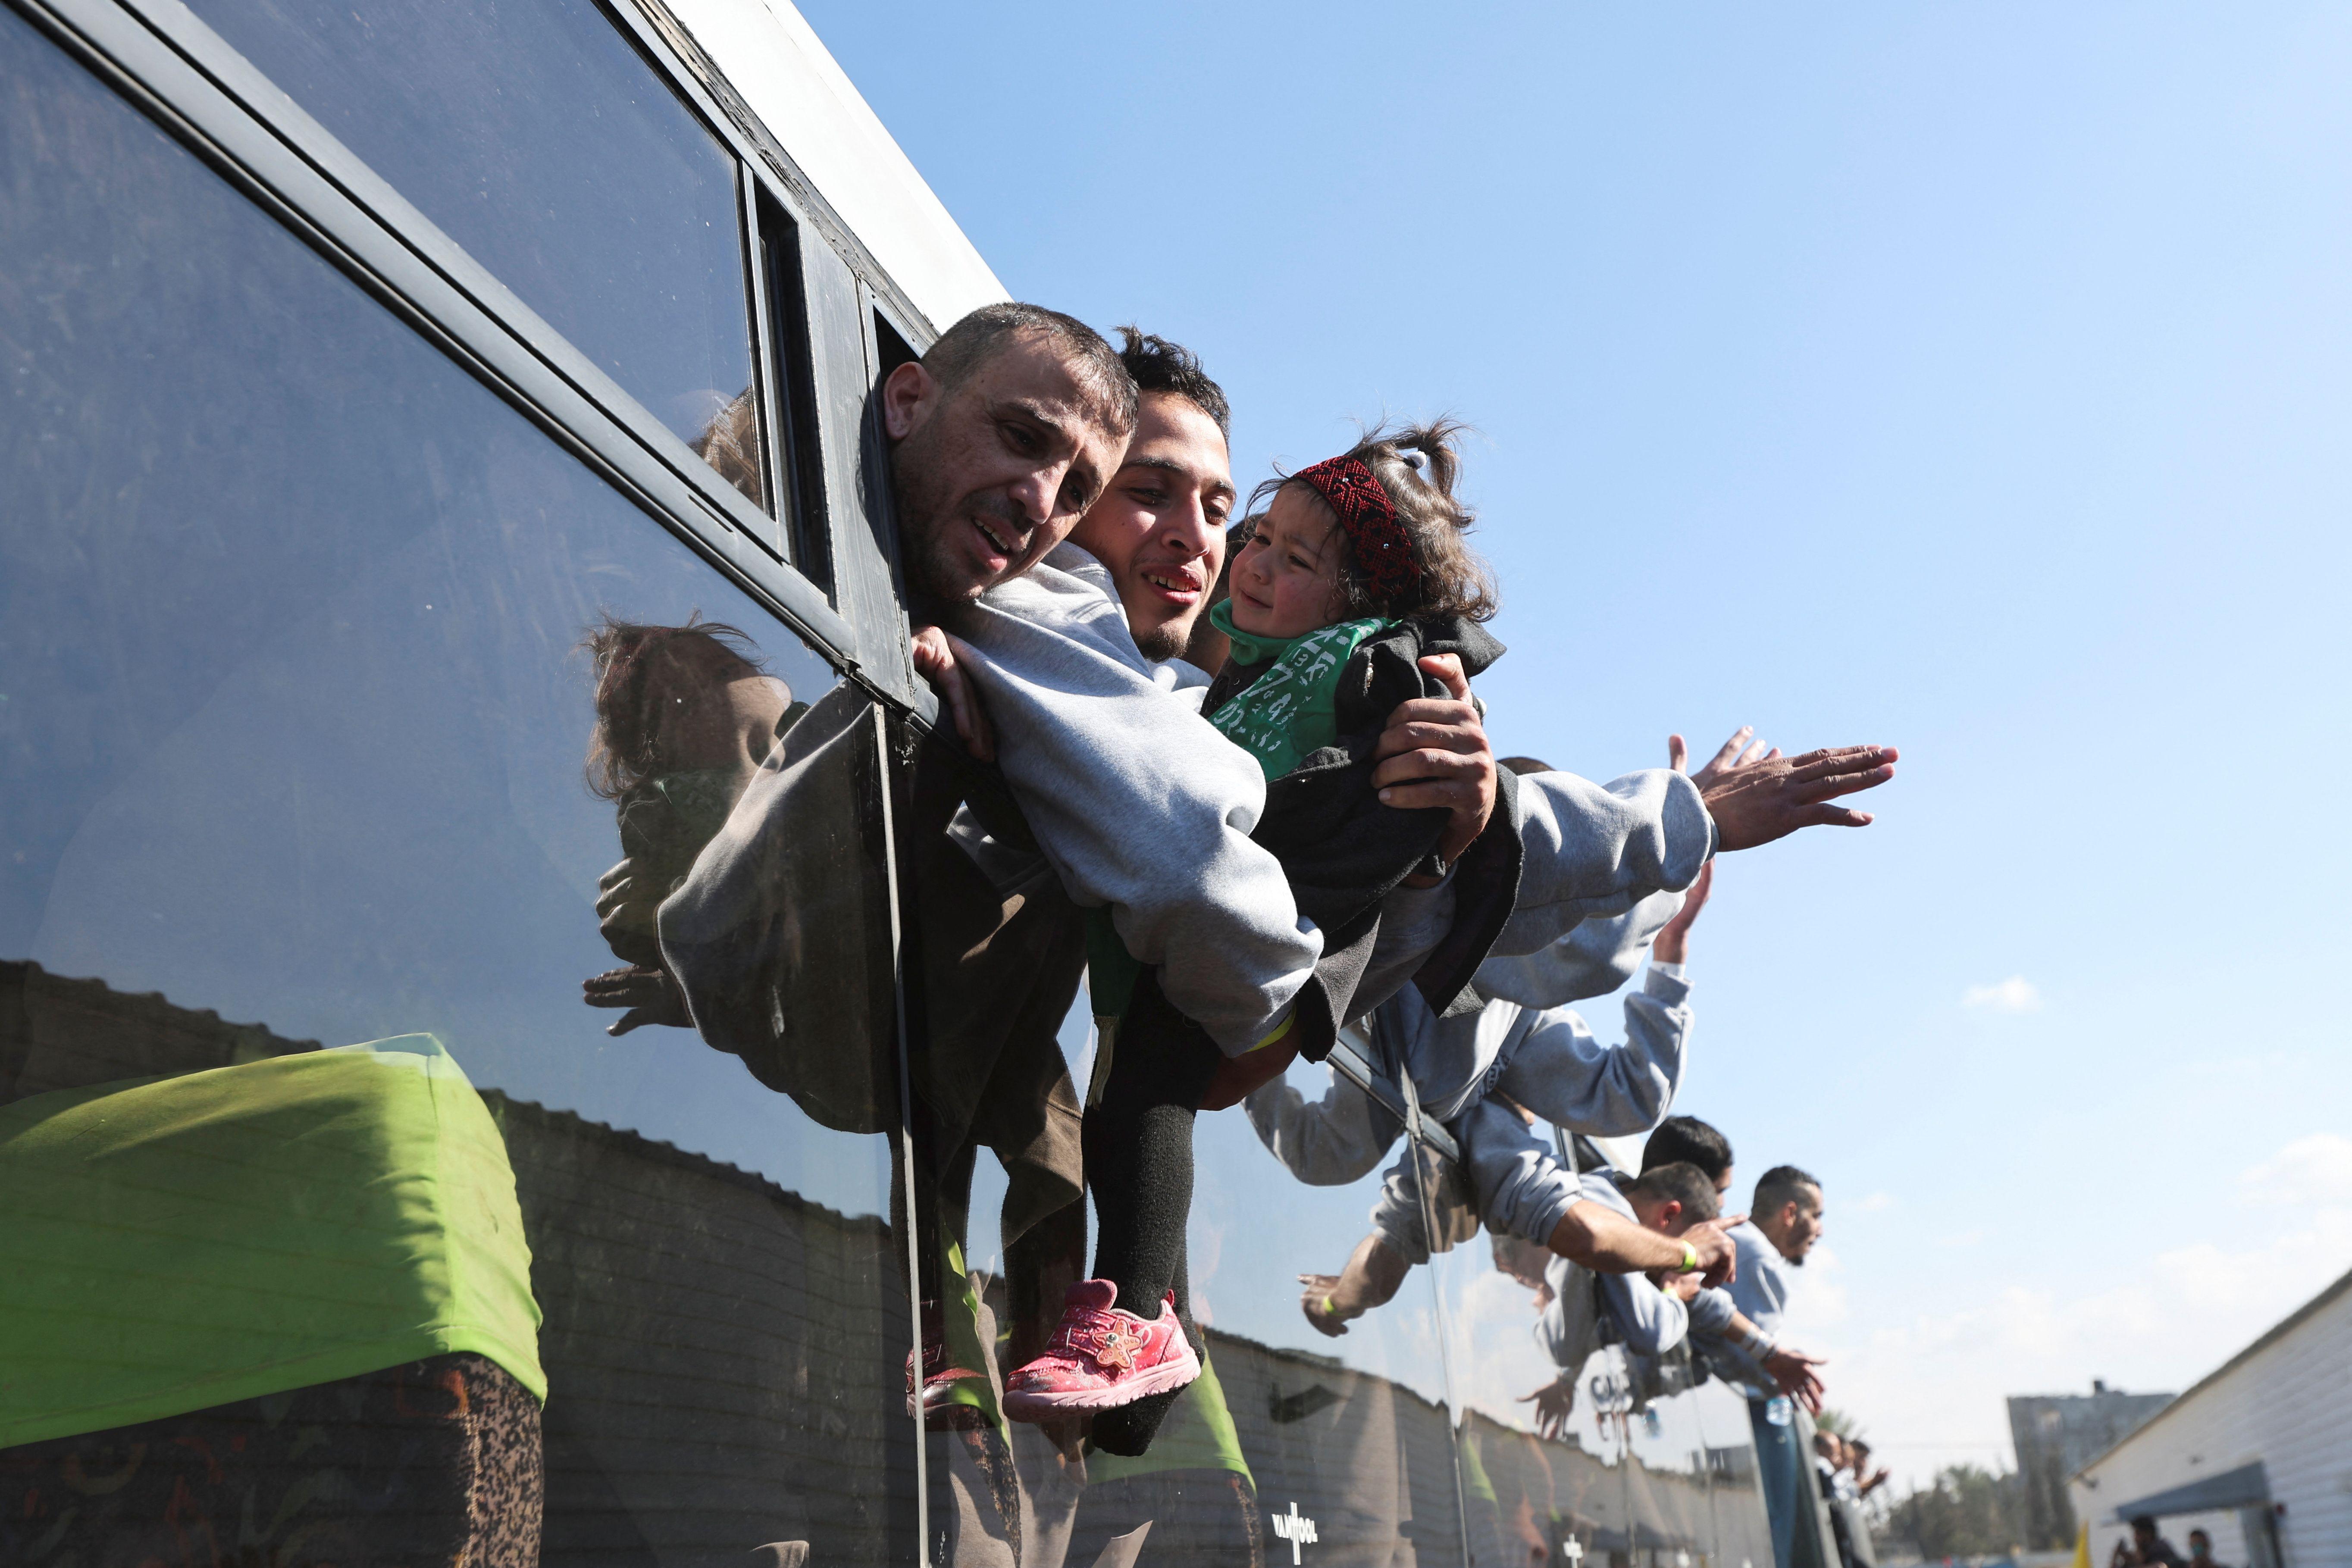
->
[[2070, 1271, 2352, 1568], [2008, 1380, 2175, 1547]]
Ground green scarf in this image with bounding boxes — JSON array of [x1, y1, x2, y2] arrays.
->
[[1205, 601, 1391, 781]]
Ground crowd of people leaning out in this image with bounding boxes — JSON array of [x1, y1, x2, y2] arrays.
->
[[576, 303, 1898, 1481]]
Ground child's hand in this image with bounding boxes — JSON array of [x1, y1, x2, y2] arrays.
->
[[911, 624, 995, 762]]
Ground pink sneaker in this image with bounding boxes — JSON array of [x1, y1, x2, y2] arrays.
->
[[906, 1325, 991, 1430], [1001, 1280, 1201, 1420]]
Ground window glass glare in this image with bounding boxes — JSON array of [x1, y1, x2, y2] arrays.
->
[[0, 13, 905, 1558], [186, 0, 767, 506]]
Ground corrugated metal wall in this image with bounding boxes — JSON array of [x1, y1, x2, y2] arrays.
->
[[2070, 1278, 2352, 1568]]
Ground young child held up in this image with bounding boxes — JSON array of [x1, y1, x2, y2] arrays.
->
[[1003, 422, 1509, 1450]]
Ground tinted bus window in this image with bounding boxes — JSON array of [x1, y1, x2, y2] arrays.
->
[[0, 12, 910, 1561], [186, 0, 768, 506], [1431, 1208, 1780, 1568]]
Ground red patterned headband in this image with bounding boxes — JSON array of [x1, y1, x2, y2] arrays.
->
[[1293, 454, 1423, 603]]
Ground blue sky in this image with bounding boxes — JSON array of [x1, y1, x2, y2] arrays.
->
[[796, 0, 2352, 1481]]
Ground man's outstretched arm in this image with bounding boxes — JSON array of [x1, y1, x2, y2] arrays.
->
[[1546, 1201, 1738, 1288], [1689, 1285, 1827, 1412], [1494, 727, 1895, 958], [1298, 1233, 1412, 1337]]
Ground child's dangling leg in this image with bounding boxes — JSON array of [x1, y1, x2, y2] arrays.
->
[[1001, 971, 1215, 1435]]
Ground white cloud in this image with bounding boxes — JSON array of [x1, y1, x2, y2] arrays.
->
[[2240, 1132, 2352, 1205], [1962, 975, 2042, 1013], [1812, 1131, 2352, 1492], [1853, 1191, 1898, 1213]]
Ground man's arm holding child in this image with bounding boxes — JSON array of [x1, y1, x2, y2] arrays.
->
[[921, 598, 1501, 1055]]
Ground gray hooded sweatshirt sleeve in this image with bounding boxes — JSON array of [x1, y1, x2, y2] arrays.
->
[[1243, 1067, 1400, 1185], [1488, 769, 1715, 959], [1533, 1173, 1691, 1360], [1474, 888, 1683, 1010], [1491, 965, 1692, 1136], [951, 544, 1322, 1053]]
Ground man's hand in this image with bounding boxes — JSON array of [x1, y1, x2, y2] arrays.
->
[[911, 624, 994, 762], [1552, 1204, 1736, 1286], [1298, 1272, 1354, 1338], [1764, 1344, 1827, 1412], [583, 964, 690, 1036], [1683, 1220, 1738, 1289], [596, 857, 664, 967], [1656, 1269, 1705, 1303], [1672, 726, 1778, 792], [1517, 1374, 1578, 1441], [1374, 653, 1496, 866], [1696, 742, 1898, 852], [1651, 860, 1713, 964]]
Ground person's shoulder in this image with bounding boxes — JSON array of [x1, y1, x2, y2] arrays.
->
[[1583, 1166, 1638, 1218], [1401, 612, 1506, 677], [977, 542, 1117, 618], [967, 544, 1156, 675]]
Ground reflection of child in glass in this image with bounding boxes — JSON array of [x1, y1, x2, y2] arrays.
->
[[1004, 423, 1503, 1441], [577, 614, 802, 1035]]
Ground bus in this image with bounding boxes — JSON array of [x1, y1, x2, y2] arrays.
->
[[0, 0, 1819, 1562]]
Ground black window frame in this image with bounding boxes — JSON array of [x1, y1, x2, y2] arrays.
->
[[16, 0, 943, 709]]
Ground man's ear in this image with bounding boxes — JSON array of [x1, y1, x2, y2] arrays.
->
[[1658, 1199, 1682, 1230], [880, 360, 937, 442]]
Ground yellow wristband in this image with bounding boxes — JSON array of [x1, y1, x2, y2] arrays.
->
[[1247, 1009, 1297, 1054], [1321, 1295, 1337, 1317], [1678, 1240, 1701, 1274]]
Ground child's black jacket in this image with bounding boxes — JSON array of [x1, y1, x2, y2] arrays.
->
[[1204, 613, 1526, 1052]]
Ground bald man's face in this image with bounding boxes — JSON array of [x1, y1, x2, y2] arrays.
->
[[1068, 391, 1233, 661], [884, 332, 1127, 605]]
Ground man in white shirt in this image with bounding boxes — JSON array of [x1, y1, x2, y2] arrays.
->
[[1733, 1165, 1829, 1568]]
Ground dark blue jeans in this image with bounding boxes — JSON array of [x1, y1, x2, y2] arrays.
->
[[1748, 1396, 1807, 1568]]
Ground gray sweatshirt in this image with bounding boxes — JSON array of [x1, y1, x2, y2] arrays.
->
[[1534, 1168, 1733, 1362], [1703, 1220, 1797, 1390], [952, 544, 1317, 1054], [953, 542, 1716, 1053], [1246, 895, 1684, 1185], [1359, 962, 1692, 1263]]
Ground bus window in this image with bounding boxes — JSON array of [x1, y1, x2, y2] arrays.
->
[[185, 0, 771, 510], [0, 10, 914, 1560]]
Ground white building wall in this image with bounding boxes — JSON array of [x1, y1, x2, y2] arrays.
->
[[2069, 1276, 2352, 1568], [660, 0, 1008, 333]]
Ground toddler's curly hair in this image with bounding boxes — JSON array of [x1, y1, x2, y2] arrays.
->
[[1251, 417, 1498, 623]]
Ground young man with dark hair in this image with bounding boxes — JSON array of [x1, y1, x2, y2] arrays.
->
[[1061, 329, 1237, 663], [1645, 1114, 1734, 1194], [1732, 1164, 1831, 1568], [1518, 1153, 1818, 1440]]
